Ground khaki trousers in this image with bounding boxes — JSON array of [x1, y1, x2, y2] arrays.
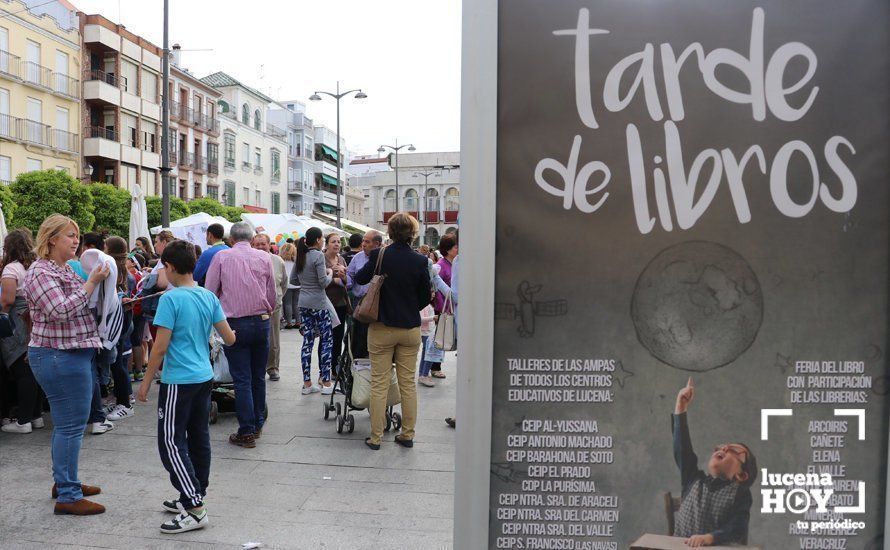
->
[[367, 323, 420, 445], [266, 307, 281, 373]]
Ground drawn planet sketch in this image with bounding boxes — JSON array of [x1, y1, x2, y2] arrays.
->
[[631, 241, 763, 372]]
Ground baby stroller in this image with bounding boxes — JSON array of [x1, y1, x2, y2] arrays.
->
[[208, 331, 268, 425], [323, 320, 401, 434]]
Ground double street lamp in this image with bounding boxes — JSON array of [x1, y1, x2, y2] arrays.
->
[[310, 82, 367, 228], [378, 141, 415, 212], [413, 169, 439, 244]]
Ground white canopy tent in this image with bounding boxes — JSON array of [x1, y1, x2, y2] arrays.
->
[[150, 212, 233, 235], [240, 213, 348, 245]]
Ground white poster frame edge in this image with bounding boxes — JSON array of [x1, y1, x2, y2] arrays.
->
[[454, 0, 498, 548]]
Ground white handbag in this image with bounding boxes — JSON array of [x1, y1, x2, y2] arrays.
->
[[434, 292, 456, 351]]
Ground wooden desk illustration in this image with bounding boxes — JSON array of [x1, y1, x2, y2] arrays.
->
[[631, 534, 761, 550]]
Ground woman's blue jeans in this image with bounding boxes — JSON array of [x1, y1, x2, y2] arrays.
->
[[28, 347, 96, 503]]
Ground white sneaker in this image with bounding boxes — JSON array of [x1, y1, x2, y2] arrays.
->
[[32, 417, 45, 429], [91, 420, 114, 434], [160, 507, 208, 534], [107, 405, 135, 421], [102, 403, 116, 416], [320, 384, 334, 395], [1, 421, 32, 434], [301, 384, 320, 395]]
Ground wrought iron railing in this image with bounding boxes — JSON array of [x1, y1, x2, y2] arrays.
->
[[88, 125, 117, 141]]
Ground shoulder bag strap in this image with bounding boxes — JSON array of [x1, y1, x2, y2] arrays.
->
[[374, 246, 386, 275]]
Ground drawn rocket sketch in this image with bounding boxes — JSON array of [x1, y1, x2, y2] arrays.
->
[[495, 281, 567, 337]]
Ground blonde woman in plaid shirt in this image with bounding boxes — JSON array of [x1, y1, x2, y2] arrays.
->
[[23, 215, 110, 516]]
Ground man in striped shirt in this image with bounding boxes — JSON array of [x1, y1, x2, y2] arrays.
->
[[205, 222, 277, 448]]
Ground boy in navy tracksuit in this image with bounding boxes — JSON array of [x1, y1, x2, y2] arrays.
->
[[137, 240, 235, 534]]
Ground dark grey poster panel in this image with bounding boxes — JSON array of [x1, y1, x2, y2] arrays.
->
[[492, 1, 889, 549]]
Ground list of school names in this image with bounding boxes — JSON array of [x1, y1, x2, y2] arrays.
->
[[495, 357, 620, 550]]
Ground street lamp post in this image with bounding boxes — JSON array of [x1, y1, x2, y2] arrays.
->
[[309, 82, 367, 228], [378, 141, 415, 213], [160, 0, 171, 227], [413, 170, 439, 244]]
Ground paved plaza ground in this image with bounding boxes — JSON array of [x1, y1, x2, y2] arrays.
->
[[0, 329, 456, 549]]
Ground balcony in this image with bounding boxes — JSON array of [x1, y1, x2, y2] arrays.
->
[[195, 113, 219, 135], [22, 61, 52, 91], [207, 158, 219, 175], [271, 170, 281, 184], [443, 209, 459, 223], [52, 73, 78, 99], [52, 129, 79, 153], [83, 69, 121, 105], [1, 114, 78, 153], [83, 24, 120, 51], [224, 156, 236, 171], [267, 123, 286, 139], [0, 50, 21, 80], [287, 181, 303, 194], [178, 151, 194, 170], [241, 161, 251, 172], [83, 126, 118, 159], [193, 154, 206, 174], [253, 165, 264, 175]]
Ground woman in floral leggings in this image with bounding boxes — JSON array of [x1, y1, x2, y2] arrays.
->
[[293, 227, 337, 395]]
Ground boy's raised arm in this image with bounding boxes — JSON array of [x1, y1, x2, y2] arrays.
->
[[672, 378, 701, 489]]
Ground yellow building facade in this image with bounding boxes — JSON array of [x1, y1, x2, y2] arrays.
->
[[0, 0, 81, 184]]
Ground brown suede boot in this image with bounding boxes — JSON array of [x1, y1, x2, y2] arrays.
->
[[52, 483, 101, 499], [54, 499, 106, 515]]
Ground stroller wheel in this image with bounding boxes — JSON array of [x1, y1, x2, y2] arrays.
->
[[392, 412, 402, 431], [336, 414, 345, 434], [346, 414, 355, 433], [209, 401, 218, 425], [385, 414, 392, 432], [335, 402, 342, 417], [323, 402, 330, 420]]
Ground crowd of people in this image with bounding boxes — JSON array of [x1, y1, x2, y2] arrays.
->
[[0, 211, 458, 534]]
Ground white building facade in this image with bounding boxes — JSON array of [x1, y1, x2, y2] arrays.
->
[[349, 151, 460, 246], [268, 100, 315, 215], [313, 125, 347, 217], [167, 59, 220, 201], [201, 71, 285, 213]]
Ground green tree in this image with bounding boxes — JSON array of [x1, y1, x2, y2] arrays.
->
[[223, 206, 246, 223], [89, 184, 131, 237], [146, 196, 190, 229], [10, 170, 94, 233], [0, 184, 17, 229], [187, 197, 227, 217]]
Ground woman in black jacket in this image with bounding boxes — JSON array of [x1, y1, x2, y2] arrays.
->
[[355, 213, 430, 450]]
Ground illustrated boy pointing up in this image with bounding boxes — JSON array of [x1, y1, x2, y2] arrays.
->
[[672, 378, 758, 547]]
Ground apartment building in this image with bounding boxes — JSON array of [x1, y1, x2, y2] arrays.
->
[[168, 48, 220, 202], [268, 100, 315, 216], [349, 151, 460, 246], [0, 0, 81, 184], [202, 71, 285, 213], [79, 13, 162, 194], [313, 124, 347, 216]]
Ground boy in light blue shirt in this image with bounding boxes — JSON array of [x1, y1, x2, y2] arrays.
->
[[137, 240, 235, 535]]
